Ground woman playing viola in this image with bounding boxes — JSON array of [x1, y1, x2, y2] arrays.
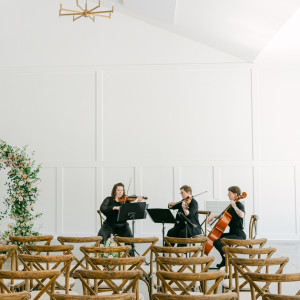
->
[[207, 186, 246, 268], [167, 185, 202, 245], [97, 182, 143, 242]]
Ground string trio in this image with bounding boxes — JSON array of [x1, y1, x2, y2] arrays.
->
[[97, 182, 246, 268]]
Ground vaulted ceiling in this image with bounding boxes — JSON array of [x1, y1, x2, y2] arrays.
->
[[101, 0, 300, 62]]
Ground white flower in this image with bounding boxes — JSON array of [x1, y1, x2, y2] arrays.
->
[[19, 181, 24, 186], [19, 196, 23, 201]]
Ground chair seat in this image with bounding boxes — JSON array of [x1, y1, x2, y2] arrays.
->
[[31, 290, 78, 300], [98, 292, 144, 300], [4, 279, 25, 288], [222, 278, 265, 290]]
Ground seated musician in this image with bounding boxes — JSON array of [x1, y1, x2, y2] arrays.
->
[[97, 182, 142, 243], [167, 185, 202, 245], [207, 186, 246, 268]]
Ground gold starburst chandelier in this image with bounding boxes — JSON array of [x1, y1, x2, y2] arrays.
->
[[59, 0, 114, 22]]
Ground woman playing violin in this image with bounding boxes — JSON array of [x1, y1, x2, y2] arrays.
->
[[167, 185, 202, 245], [207, 186, 246, 268], [97, 182, 143, 242]]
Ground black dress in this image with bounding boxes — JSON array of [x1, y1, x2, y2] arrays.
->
[[97, 197, 133, 242], [167, 198, 203, 245]]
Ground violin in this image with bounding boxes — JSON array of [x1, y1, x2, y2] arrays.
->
[[118, 195, 148, 204]]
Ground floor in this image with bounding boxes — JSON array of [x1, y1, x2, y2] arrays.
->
[[2, 240, 300, 299]]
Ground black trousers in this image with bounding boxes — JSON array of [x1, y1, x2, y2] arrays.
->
[[97, 222, 133, 243], [166, 223, 189, 247], [214, 232, 246, 260]]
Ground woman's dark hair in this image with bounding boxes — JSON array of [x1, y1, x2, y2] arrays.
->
[[111, 183, 125, 199], [180, 185, 192, 194], [228, 186, 241, 196]]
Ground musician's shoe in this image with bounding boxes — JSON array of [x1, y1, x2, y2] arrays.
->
[[216, 259, 225, 269]]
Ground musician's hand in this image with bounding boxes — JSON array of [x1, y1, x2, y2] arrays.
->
[[207, 215, 216, 223], [113, 206, 120, 210], [169, 202, 176, 208], [137, 196, 143, 202], [182, 201, 187, 210], [230, 200, 236, 207]]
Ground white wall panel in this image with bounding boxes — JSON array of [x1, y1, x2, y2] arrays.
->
[[62, 167, 96, 235], [35, 167, 57, 234], [179, 166, 213, 210], [0, 71, 96, 162], [140, 167, 174, 236], [102, 67, 252, 161], [259, 166, 296, 238]]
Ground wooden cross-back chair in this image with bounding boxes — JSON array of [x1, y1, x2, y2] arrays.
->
[[86, 256, 146, 296], [163, 237, 208, 257], [151, 245, 203, 296], [18, 254, 74, 295], [249, 215, 259, 240], [221, 238, 268, 249], [152, 292, 238, 300], [245, 273, 300, 300], [57, 236, 102, 278], [230, 257, 290, 299], [22, 245, 75, 291], [0, 245, 25, 291], [97, 210, 106, 227], [156, 270, 226, 296], [0, 269, 60, 300], [75, 269, 143, 299], [197, 210, 211, 237], [155, 256, 215, 294], [222, 247, 277, 293], [0, 291, 31, 299], [51, 293, 137, 300], [114, 236, 159, 292]]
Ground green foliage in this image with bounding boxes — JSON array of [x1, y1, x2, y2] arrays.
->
[[0, 139, 42, 245]]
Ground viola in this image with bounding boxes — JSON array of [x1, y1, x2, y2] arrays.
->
[[118, 195, 148, 204], [204, 192, 247, 255]]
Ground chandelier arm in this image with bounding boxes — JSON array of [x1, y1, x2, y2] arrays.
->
[[89, 9, 113, 15], [88, 13, 111, 18], [76, 3, 85, 11], [60, 12, 84, 16], [87, 5, 101, 13], [60, 8, 82, 14], [73, 14, 84, 21]]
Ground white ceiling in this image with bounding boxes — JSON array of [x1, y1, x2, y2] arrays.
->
[[101, 0, 300, 62]]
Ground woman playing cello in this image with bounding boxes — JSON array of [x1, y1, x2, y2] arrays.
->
[[207, 186, 246, 268]]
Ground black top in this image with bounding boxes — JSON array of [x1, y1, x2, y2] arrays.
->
[[170, 198, 202, 236], [100, 197, 128, 225], [227, 201, 245, 235]]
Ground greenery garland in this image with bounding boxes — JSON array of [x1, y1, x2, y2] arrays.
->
[[0, 139, 42, 245]]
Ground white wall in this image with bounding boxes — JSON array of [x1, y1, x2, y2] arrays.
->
[[1, 0, 299, 240]]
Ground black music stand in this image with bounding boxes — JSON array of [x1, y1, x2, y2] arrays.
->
[[118, 202, 148, 256], [147, 208, 176, 244], [177, 211, 202, 238]]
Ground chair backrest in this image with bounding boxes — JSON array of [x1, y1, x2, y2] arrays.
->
[[249, 215, 259, 240], [80, 245, 131, 259], [0, 269, 60, 299], [230, 256, 290, 296], [0, 254, 6, 268], [156, 270, 226, 295], [75, 269, 143, 298], [152, 292, 237, 300], [245, 273, 300, 299], [9, 235, 53, 253], [221, 238, 267, 248], [19, 254, 74, 293], [263, 295, 300, 300], [51, 293, 136, 300], [197, 210, 211, 237], [0, 291, 31, 299], [163, 237, 208, 256], [97, 210, 106, 227], [57, 236, 102, 277]]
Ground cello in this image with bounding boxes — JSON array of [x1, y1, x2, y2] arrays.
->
[[204, 192, 247, 255]]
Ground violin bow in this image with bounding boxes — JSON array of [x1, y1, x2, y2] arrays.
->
[[126, 177, 132, 196]]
